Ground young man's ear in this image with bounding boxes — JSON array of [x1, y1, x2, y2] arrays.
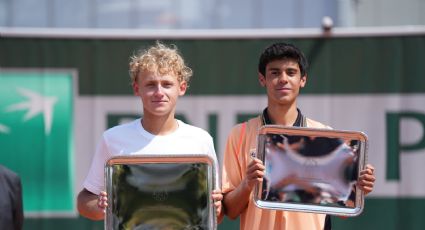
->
[[258, 73, 266, 87], [300, 74, 307, 88], [132, 81, 140, 95], [179, 81, 187, 96]]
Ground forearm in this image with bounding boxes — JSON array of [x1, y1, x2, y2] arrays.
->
[[223, 180, 252, 219], [77, 189, 104, 220]]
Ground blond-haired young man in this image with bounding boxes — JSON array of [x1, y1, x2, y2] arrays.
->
[[77, 42, 223, 222]]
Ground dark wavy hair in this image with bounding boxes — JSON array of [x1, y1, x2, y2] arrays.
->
[[258, 42, 308, 77]]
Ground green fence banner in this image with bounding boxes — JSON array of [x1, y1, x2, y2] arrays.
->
[[1, 30, 425, 230]]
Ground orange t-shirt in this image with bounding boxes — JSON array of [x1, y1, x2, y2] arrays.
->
[[222, 116, 328, 230]]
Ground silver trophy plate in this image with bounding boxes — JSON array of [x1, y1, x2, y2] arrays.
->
[[253, 125, 368, 216], [105, 154, 218, 230]]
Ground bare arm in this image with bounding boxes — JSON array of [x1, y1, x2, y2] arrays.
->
[[223, 158, 265, 220], [77, 189, 107, 220]]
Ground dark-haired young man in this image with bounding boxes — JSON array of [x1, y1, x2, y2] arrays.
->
[[221, 42, 375, 230]]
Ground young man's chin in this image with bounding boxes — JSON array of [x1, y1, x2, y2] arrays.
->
[[145, 108, 173, 117], [270, 95, 296, 105]]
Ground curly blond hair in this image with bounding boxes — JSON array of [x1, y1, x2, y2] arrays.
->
[[129, 42, 193, 84]]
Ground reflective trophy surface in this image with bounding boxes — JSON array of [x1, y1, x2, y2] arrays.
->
[[254, 125, 368, 216], [105, 154, 217, 230]]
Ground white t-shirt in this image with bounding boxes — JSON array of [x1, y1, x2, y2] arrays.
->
[[83, 119, 218, 195]]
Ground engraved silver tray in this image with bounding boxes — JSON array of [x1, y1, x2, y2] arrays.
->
[[105, 154, 218, 229], [253, 125, 368, 216]]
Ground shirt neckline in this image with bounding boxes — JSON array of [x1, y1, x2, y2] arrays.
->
[[136, 118, 182, 139], [262, 107, 303, 127]]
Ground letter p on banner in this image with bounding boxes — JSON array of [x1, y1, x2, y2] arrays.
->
[[386, 112, 425, 180]]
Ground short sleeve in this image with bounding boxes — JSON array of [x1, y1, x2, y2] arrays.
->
[[206, 134, 221, 189], [83, 134, 110, 195], [221, 125, 244, 194]]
